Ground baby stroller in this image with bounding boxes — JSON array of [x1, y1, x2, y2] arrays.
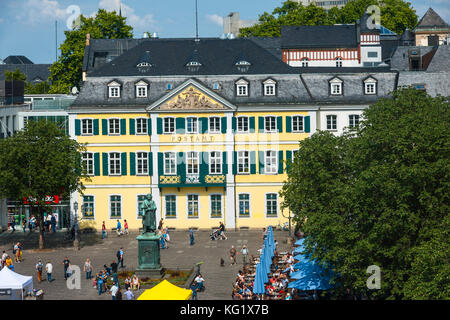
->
[[210, 229, 221, 240]]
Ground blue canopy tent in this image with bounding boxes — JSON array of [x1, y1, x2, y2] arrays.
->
[[293, 245, 305, 254], [289, 259, 335, 291], [294, 238, 305, 246]]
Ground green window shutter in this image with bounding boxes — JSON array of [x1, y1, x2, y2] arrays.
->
[[177, 152, 186, 182], [305, 116, 311, 133], [259, 151, 265, 174], [147, 118, 152, 135], [121, 152, 127, 175], [176, 118, 185, 134], [94, 153, 100, 176], [157, 118, 163, 134], [250, 151, 256, 174], [158, 153, 164, 176], [278, 150, 284, 174], [200, 117, 208, 134], [258, 117, 264, 132], [102, 153, 108, 176], [222, 151, 228, 174], [286, 116, 292, 133], [232, 151, 237, 175], [232, 117, 236, 132], [120, 119, 126, 135], [250, 117, 255, 133], [201, 152, 209, 176], [102, 119, 108, 135], [148, 152, 153, 175], [286, 151, 292, 172], [277, 116, 283, 133], [130, 152, 136, 176], [93, 119, 99, 135], [129, 118, 135, 135], [75, 119, 81, 136], [221, 117, 227, 134]]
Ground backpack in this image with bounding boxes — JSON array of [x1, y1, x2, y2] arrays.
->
[[116, 250, 121, 259]]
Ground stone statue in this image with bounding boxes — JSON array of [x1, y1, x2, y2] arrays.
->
[[140, 194, 157, 234]]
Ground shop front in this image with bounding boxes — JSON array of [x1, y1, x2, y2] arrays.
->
[[7, 197, 71, 230]]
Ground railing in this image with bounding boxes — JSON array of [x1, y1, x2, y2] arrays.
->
[[159, 174, 226, 187]]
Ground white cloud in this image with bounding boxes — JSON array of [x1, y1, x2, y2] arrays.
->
[[98, 0, 157, 31], [0, 18, 3, 24], [16, 0, 68, 25], [206, 14, 223, 27]]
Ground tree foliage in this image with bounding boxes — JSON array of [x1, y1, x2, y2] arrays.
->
[[239, 0, 417, 37], [0, 121, 88, 248], [49, 9, 133, 94], [4, 69, 27, 81], [24, 81, 51, 94], [280, 88, 450, 299]]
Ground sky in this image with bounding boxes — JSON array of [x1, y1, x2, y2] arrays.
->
[[0, 0, 449, 64]]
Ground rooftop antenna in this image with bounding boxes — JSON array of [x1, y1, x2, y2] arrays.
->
[[195, 0, 199, 41], [55, 20, 57, 61]]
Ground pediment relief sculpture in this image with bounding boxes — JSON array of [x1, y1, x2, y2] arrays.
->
[[159, 86, 225, 110]]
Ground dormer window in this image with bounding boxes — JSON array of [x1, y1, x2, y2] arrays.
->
[[329, 77, 343, 96], [136, 51, 152, 72], [236, 60, 251, 73], [263, 79, 276, 96], [235, 79, 249, 96], [301, 58, 308, 67], [107, 81, 121, 98], [167, 84, 173, 90], [137, 62, 151, 68], [135, 80, 148, 98], [363, 77, 377, 95], [186, 61, 202, 72], [213, 82, 221, 90]]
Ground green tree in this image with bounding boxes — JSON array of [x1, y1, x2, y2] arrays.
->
[[281, 88, 450, 299], [4, 69, 27, 81], [49, 9, 133, 94], [239, 0, 417, 37], [24, 81, 51, 94], [0, 121, 89, 249]]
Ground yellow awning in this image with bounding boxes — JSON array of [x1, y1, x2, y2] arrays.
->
[[137, 280, 192, 300]]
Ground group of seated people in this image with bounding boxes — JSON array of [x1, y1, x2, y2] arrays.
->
[[92, 260, 141, 295], [232, 267, 257, 300]]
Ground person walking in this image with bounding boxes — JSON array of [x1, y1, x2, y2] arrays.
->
[[22, 219, 27, 233], [229, 245, 237, 266], [158, 218, 164, 231], [97, 273, 104, 295], [11, 218, 15, 233], [50, 214, 57, 233], [62, 257, 70, 280], [110, 281, 119, 300], [116, 220, 122, 236], [35, 259, 43, 283], [116, 248, 124, 268], [189, 228, 195, 246], [124, 220, 129, 235], [101, 221, 107, 239], [45, 261, 53, 282], [241, 245, 248, 266], [84, 258, 93, 280]]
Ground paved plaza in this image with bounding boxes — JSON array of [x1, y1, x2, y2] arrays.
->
[[0, 228, 291, 300]]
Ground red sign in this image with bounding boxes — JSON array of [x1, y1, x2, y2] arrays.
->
[[23, 195, 60, 205]]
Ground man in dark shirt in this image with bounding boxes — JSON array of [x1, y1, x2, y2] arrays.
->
[[110, 260, 119, 286], [62, 257, 70, 280]]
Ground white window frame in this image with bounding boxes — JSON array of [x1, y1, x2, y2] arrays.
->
[[108, 81, 121, 98], [236, 79, 249, 97], [263, 79, 276, 96], [237, 193, 251, 218], [237, 150, 250, 174], [331, 83, 342, 95], [82, 152, 94, 176], [135, 118, 148, 135], [109, 152, 121, 176], [136, 151, 149, 175], [187, 151, 199, 175], [292, 115, 304, 133], [209, 194, 223, 218], [209, 151, 222, 174], [264, 116, 277, 133], [81, 118, 93, 135], [136, 194, 146, 220], [82, 195, 95, 219], [208, 116, 221, 134], [164, 152, 177, 175], [265, 193, 278, 218], [186, 194, 200, 219], [109, 194, 122, 219], [236, 116, 249, 133], [135, 81, 148, 98], [326, 115, 337, 131], [108, 118, 120, 135], [349, 114, 360, 128], [164, 194, 177, 219], [364, 78, 377, 95], [186, 117, 198, 134], [163, 117, 175, 134], [265, 150, 278, 174]]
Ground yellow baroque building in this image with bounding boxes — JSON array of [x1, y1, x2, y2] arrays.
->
[[69, 37, 396, 231]]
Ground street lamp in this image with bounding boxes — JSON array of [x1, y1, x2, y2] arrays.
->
[[73, 201, 79, 249]]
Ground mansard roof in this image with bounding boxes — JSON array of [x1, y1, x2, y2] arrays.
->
[[281, 25, 358, 49]]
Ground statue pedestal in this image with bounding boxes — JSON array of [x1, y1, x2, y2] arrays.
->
[[136, 233, 164, 278]]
